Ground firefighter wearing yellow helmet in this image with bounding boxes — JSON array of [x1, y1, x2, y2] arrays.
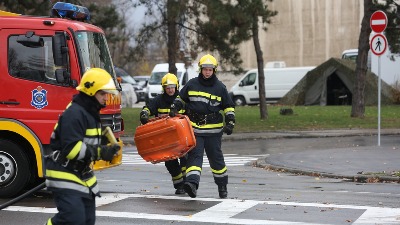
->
[[169, 54, 235, 199], [198, 53, 218, 72], [76, 67, 119, 96], [139, 73, 187, 195], [161, 72, 179, 90], [45, 68, 120, 225]]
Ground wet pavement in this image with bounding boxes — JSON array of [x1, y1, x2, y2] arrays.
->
[[121, 128, 400, 183]]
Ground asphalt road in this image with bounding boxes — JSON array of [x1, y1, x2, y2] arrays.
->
[[1, 135, 400, 225], [221, 134, 400, 155]]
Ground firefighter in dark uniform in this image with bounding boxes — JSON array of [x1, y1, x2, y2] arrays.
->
[[45, 68, 121, 225], [139, 73, 187, 195], [169, 54, 235, 199]]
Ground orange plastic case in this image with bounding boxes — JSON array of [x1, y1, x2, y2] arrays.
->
[[134, 115, 196, 163]]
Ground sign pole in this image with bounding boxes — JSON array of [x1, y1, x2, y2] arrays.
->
[[370, 10, 387, 146], [369, 33, 386, 146], [378, 56, 381, 146]]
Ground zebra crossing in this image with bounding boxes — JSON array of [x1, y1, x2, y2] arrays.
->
[[122, 152, 266, 167]]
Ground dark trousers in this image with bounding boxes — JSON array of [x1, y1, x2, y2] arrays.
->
[[165, 156, 187, 189], [185, 135, 228, 188], [47, 192, 95, 225]]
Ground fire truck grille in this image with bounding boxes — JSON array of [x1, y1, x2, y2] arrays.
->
[[100, 113, 122, 133]]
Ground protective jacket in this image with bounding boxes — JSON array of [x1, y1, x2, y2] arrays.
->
[[142, 92, 184, 116], [174, 74, 235, 136], [45, 93, 102, 198]]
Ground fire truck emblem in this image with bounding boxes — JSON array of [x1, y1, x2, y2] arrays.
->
[[31, 86, 48, 109]]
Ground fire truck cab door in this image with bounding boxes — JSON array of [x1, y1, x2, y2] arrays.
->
[[0, 28, 78, 145]]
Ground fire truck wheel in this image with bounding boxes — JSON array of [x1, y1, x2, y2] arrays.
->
[[0, 140, 31, 198]]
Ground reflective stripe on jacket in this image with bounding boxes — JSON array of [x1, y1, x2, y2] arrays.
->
[[46, 102, 101, 197], [143, 92, 184, 117], [177, 76, 235, 136]]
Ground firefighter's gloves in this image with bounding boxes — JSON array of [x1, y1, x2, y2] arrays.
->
[[223, 121, 235, 135], [140, 110, 149, 124], [168, 104, 178, 117], [170, 101, 183, 117], [86, 144, 100, 161], [99, 144, 120, 161], [86, 144, 120, 162]]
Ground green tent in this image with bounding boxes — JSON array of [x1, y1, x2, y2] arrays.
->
[[279, 58, 396, 106]]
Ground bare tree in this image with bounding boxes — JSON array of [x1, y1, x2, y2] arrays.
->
[[227, 0, 277, 119], [131, 0, 270, 74], [351, 0, 374, 117]]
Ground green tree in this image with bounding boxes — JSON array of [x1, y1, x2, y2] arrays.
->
[[87, 3, 128, 68], [1, 0, 133, 71], [376, 0, 400, 54], [1, 0, 55, 15], [352, 0, 400, 118], [131, 0, 271, 74], [228, 0, 277, 120], [189, 1, 247, 72], [132, 1, 277, 120]]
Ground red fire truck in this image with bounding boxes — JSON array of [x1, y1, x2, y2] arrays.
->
[[0, 3, 124, 198]]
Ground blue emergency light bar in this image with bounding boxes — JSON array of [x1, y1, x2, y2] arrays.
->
[[51, 2, 90, 22]]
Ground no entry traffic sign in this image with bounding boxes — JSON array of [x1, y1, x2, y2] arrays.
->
[[370, 33, 387, 56], [370, 10, 387, 33]]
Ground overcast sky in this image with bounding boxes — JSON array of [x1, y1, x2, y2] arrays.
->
[[113, 0, 146, 29]]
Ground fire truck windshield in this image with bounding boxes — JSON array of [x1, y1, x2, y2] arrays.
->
[[75, 31, 115, 78]]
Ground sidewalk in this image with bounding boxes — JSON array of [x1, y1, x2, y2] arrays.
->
[[121, 128, 400, 183]]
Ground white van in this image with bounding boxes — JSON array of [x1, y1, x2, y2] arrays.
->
[[229, 66, 315, 106], [341, 49, 359, 62], [146, 63, 198, 102], [341, 48, 400, 85]]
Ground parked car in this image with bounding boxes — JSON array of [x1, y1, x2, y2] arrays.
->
[[120, 83, 137, 108], [115, 67, 146, 103], [229, 65, 315, 106], [134, 75, 150, 86], [147, 63, 197, 103], [134, 75, 150, 103]]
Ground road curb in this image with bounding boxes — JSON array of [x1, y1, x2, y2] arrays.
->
[[254, 159, 400, 183]]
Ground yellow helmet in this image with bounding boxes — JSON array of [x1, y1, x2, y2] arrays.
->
[[198, 54, 218, 69], [161, 73, 179, 90], [76, 68, 118, 96]]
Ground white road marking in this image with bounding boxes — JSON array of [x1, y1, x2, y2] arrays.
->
[[122, 152, 261, 167], [353, 207, 400, 225], [4, 193, 400, 225]]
